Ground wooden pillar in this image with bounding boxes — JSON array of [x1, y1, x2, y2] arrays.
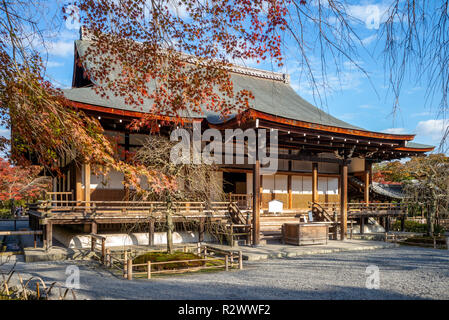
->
[[45, 222, 53, 250], [287, 174, 293, 209], [124, 130, 130, 201], [149, 220, 155, 246], [84, 163, 91, 205], [360, 217, 365, 235], [198, 218, 205, 242], [91, 221, 97, 234], [75, 163, 83, 202], [252, 160, 260, 246], [364, 160, 371, 205], [287, 152, 293, 209], [312, 163, 318, 204], [340, 162, 348, 240]]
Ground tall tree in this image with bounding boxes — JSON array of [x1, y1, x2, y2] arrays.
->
[[1, 0, 448, 196], [132, 135, 224, 253], [0, 158, 50, 214], [402, 154, 449, 235]]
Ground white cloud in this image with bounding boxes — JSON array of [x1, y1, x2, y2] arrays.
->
[[361, 34, 377, 45], [47, 41, 74, 57], [47, 61, 64, 68], [338, 113, 358, 121], [382, 128, 407, 134], [411, 111, 431, 117], [415, 119, 448, 141], [346, 3, 390, 29], [0, 128, 10, 139]]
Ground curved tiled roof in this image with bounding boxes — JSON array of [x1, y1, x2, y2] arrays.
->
[[63, 39, 433, 151]]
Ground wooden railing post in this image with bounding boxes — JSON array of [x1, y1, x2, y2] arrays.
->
[[101, 238, 106, 264], [203, 247, 208, 266], [225, 255, 229, 271], [238, 251, 243, 270], [91, 235, 96, 252], [123, 251, 128, 278], [106, 249, 111, 267], [127, 259, 133, 280], [147, 261, 152, 279]]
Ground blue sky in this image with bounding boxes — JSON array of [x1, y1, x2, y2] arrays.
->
[[2, 0, 447, 154]]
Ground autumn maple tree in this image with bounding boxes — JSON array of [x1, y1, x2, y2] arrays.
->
[[0, 158, 50, 214], [1, 0, 448, 196]]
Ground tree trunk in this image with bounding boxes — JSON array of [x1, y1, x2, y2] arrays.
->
[[427, 203, 435, 236], [166, 209, 174, 254], [10, 199, 15, 217]]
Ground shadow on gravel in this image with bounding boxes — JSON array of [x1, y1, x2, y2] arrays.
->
[[73, 276, 426, 300]]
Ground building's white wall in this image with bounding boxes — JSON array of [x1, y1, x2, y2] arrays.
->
[[274, 175, 288, 193], [262, 175, 274, 193], [318, 177, 339, 195], [291, 176, 302, 194], [53, 226, 214, 248], [246, 173, 337, 195], [302, 176, 313, 194]]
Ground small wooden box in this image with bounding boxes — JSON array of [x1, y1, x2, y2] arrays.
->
[[282, 223, 328, 246]]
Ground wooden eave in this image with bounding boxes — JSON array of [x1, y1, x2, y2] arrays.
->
[[69, 101, 204, 124], [394, 146, 435, 152]]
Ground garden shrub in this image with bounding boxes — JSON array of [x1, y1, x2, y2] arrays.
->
[[392, 220, 446, 234]]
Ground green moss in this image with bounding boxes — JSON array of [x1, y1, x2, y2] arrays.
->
[[132, 251, 224, 273]]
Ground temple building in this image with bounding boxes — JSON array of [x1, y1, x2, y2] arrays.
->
[[27, 31, 434, 249]]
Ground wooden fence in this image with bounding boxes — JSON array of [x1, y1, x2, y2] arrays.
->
[[92, 243, 243, 280], [0, 230, 43, 248]]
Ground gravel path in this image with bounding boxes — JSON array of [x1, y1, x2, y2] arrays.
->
[[1, 246, 448, 300]]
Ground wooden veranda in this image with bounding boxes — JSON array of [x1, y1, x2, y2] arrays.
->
[[27, 199, 253, 250]]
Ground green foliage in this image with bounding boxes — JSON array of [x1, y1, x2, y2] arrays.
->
[[0, 208, 12, 219], [392, 220, 446, 234], [133, 251, 223, 272]]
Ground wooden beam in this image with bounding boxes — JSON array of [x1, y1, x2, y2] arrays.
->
[[149, 220, 155, 246], [252, 159, 260, 246], [91, 221, 97, 234], [252, 110, 415, 141], [364, 160, 371, 206], [340, 163, 348, 240], [84, 163, 91, 206], [45, 222, 52, 251], [75, 163, 83, 202], [287, 175, 292, 209], [312, 163, 318, 204]]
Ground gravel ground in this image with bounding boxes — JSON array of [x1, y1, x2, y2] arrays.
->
[[1, 246, 448, 300]]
